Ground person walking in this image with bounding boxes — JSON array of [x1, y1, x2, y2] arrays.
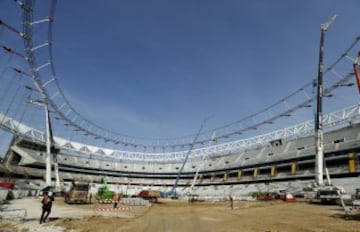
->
[[113, 194, 120, 209], [89, 192, 92, 204], [229, 194, 234, 210], [40, 192, 55, 224]]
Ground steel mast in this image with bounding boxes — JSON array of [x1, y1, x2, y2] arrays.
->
[[28, 99, 52, 187], [28, 97, 60, 189], [315, 14, 337, 186]]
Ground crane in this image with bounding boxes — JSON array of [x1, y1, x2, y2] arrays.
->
[[170, 115, 213, 198]]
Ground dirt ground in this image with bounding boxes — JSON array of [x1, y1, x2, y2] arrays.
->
[[1, 197, 360, 232]]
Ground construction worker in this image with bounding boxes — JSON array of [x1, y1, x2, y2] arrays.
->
[[89, 192, 92, 204], [113, 194, 120, 208], [229, 194, 234, 210], [40, 192, 55, 224]]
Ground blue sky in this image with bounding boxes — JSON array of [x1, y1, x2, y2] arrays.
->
[[50, 0, 360, 140], [2, 0, 358, 143]]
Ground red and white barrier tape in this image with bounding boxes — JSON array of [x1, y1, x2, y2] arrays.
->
[[95, 206, 133, 212]]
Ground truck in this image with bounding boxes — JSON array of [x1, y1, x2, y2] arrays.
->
[[303, 161, 341, 204], [64, 182, 90, 204], [304, 185, 340, 204], [137, 190, 161, 202]]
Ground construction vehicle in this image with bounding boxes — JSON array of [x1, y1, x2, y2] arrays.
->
[[303, 165, 342, 204], [304, 185, 341, 204], [95, 178, 116, 201], [338, 188, 360, 215], [256, 192, 280, 201], [64, 182, 90, 204], [97, 184, 114, 201], [137, 190, 161, 202], [303, 15, 342, 205]]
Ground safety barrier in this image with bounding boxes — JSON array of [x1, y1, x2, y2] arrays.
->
[[97, 197, 150, 206], [94, 206, 133, 212], [97, 199, 115, 204]]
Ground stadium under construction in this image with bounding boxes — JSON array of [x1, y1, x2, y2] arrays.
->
[[0, 0, 359, 204]]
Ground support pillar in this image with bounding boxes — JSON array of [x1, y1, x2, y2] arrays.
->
[[291, 162, 297, 175], [237, 170, 242, 179], [253, 168, 258, 178], [223, 172, 228, 181], [348, 152, 357, 173], [270, 165, 277, 177]]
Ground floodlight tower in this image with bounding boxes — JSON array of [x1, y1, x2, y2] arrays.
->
[[28, 99, 53, 187], [28, 95, 60, 190], [314, 14, 337, 186]]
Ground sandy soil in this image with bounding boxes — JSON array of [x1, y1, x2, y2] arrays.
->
[[1, 197, 360, 232]]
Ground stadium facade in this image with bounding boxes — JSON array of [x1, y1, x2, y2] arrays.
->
[[1, 108, 359, 195]]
